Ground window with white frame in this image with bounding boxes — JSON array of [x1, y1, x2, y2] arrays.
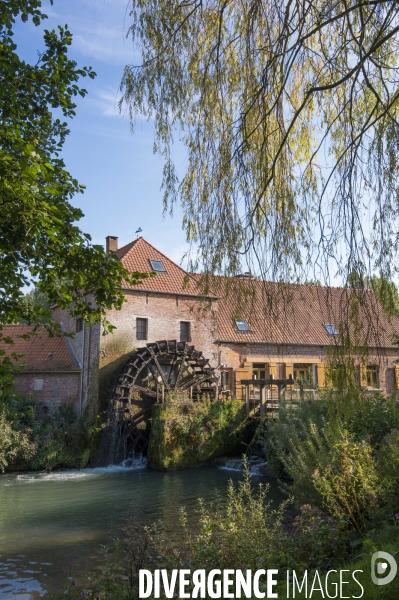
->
[[235, 319, 250, 331]]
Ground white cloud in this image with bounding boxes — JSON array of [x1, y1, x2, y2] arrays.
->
[[72, 29, 136, 63], [86, 87, 123, 117], [45, 0, 139, 64]]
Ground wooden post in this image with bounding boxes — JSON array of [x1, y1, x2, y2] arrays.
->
[[245, 385, 249, 415], [260, 385, 265, 419], [278, 383, 283, 404], [161, 384, 164, 403]]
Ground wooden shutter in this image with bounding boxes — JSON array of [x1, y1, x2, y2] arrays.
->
[[276, 362, 286, 379], [312, 364, 318, 387], [395, 365, 399, 390], [360, 365, 368, 387], [317, 364, 326, 388], [285, 363, 294, 378], [235, 366, 252, 400]]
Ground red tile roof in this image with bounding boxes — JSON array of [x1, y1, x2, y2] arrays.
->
[[116, 237, 203, 296], [117, 238, 399, 348], [193, 275, 399, 348], [0, 325, 80, 371]]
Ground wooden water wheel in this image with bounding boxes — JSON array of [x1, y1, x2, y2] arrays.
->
[[110, 340, 218, 454]]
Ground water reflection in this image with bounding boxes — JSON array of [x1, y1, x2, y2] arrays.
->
[[0, 466, 284, 598]]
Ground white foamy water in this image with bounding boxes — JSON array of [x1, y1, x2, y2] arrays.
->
[[15, 458, 147, 483], [219, 458, 268, 475]]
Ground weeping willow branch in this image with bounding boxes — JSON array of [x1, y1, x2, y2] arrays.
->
[[121, 0, 399, 291]]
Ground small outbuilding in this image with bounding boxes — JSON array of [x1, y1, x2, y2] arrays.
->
[[1, 325, 81, 413]]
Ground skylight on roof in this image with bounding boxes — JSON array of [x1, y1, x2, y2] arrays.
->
[[149, 259, 166, 273], [235, 319, 250, 332], [324, 324, 338, 335]]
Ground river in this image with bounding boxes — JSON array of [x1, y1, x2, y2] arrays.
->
[[0, 463, 284, 599]]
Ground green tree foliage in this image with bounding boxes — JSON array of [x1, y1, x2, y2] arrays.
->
[[0, 1, 146, 334], [122, 1, 399, 286], [371, 275, 399, 317], [21, 285, 51, 318]]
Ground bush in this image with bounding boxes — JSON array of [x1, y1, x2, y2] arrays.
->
[[275, 419, 378, 532], [290, 523, 399, 599], [284, 504, 350, 571], [377, 428, 399, 514], [264, 399, 330, 479], [148, 395, 252, 469], [156, 465, 289, 572], [0, 392, 93, 471], [266, 394, 399, 480], [265, 393, 399, 530], [0, 411, 35, 471], [55, 538, 147, 600], [347, 393, 399, 448], [310, 432, 379, 532]]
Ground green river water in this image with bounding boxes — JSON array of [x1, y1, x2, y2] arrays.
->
[[0, 463, 283, 599]]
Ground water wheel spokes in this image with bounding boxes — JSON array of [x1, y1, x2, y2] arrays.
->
[[109, 340, 218, 457], [114, 339, 218, 404]]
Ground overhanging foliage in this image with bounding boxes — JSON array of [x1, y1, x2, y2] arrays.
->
[[122, 0, 399, 288], [0, 0, 147, 336]]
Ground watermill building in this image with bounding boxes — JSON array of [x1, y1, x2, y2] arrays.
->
[[55, 235, 399, 410], [6, 235, 399, 415]]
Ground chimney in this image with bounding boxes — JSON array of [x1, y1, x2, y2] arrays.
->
[[106, 236, 118, 254]]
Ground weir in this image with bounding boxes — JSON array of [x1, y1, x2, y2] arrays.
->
[[217, 456, 269, 476]]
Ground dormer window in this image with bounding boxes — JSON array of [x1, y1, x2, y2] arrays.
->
[[235, 319, 250, 332], [324, 324, 338, 335], [149, 259, 166, 273]]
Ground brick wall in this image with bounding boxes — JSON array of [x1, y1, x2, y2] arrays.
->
[[52, 303, 101, 410], [219, 342, 399, 397], [98, 290, 218, 406], [52, 293, 399, 408], [14, 372, 80, 414]]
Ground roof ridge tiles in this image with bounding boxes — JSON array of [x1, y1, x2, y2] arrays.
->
[[115, 237, 140, 258]]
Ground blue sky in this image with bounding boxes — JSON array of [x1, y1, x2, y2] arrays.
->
[[15, 0, 189, 264]]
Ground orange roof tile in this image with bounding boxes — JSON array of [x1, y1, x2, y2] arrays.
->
[[0, 325, 80, 371], [116, 237, 203, 296], [195, 275, 399, 348], [117, 238, 399, 348]]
